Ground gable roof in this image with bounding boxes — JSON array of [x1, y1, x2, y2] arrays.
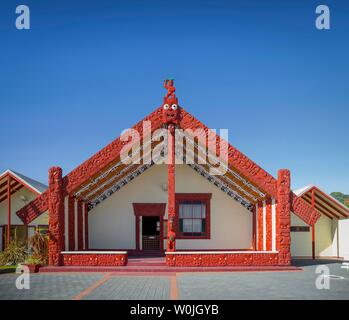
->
[[0, 169, 47, 205], [294, 185, 349, 219], [16, 102, 320, 226]]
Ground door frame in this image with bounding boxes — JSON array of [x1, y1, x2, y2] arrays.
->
[[133, 203, 166, 252]]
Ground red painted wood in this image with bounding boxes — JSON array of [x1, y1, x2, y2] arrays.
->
[[132, 203, 166, 216], [167, 124, 176, 252], [7, 176, 11, 246], [48, 167, 65, 266], [62, 253, 127, 266], [277, 169, 291, 266], [0, 181, 18, 198], [257, 202, 263, 251], [84, 203, 89, 250], [166, 252, 280, 267], [135, 216, 140, 251], [68, 196, 75, 251], [77, 200, 83, 250], [133, 203, 166, 252], [266, 198, 272, 251], [312, 189, 316, 259], [252, 206, 256, 250]]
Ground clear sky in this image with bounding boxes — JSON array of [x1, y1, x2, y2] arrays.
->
[[0, 0, 348, 194]]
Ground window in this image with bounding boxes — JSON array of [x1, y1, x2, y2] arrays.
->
[[175, 193, 211, 239], [2, 225, 27, 249], [290, 226, 310, 232], [37, 225, 49, 235]]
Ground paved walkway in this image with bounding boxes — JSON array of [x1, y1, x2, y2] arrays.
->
[[0, 260, 348, 300]]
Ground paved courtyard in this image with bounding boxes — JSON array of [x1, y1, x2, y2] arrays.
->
[[0, 260, 348, 300]]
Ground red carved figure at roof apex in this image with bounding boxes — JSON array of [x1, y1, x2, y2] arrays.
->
[[162, 79, 180, 125], [164, 79, 176, 99]]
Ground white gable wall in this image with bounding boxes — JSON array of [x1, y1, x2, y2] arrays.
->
[[339, 218, 349, 260], [291, 212, 338, 258], [88, 164, 253, 250]]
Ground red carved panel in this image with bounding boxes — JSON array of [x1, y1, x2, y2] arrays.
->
[[167, 127, 176, 252], [62, 253, 127, 266], [166, 253, 280, 266], [64, 107, 164, 195], [179, 107, 277, 198], [257, 202, 263, 251], [68, 196, 75, 251], [291, 192, 321, 226], [277, 169, 291, 266], [266, 198, 272, 251], [48, 167, 65, 266], [252, 206, 256, 250], [17, 191, 48, 225], [77, 200, 83, 250]]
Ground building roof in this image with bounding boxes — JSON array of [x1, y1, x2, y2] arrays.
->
[[0, 169, 47, 204], [16, 82, 320, 226], [294, 185, 349, 219]]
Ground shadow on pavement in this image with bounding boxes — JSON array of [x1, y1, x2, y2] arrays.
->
[[292, 259, 343, 267]]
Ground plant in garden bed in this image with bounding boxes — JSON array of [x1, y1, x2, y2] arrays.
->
[[28, 231, 48, 265], [23, 256, 43, 273], [0, 241, 27, 266]]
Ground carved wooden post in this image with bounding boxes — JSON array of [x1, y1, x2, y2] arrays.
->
[[68, 195, 75, 251], [77, 200, 84, 250], [167, 124, 176, 252], [48, 167, 65, 266], [161, 79, 180, 253], [276, 169, 291, 265]]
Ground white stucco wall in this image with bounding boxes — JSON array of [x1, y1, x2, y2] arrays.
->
[[290, 212, 312, 257], [175, 165, 252, 250], [291, 211, 337, 258], [339, 218, 349, 260], [88, 164, 253, 250]]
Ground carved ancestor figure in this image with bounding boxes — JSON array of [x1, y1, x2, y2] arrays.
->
[[164, 79, 176, 99], [162, 79, 180, 125]]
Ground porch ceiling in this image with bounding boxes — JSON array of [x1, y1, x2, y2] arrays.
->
[[296, 186, 349, 219]]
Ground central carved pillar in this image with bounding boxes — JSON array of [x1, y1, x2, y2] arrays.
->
[[167, 124, 176, 252], [48, 166, 65, 266], [276, 169, 291, 265]]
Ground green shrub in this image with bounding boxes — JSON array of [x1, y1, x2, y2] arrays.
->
[[0, 241, 28, 265]]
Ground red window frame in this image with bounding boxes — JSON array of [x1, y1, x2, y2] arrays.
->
[[175, 193, 211, 239]]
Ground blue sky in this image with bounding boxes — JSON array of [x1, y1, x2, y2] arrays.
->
[[0, 0, 348, 194]]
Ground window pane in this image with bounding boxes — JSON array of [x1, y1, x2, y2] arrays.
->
[[193, 219, 202, 232], [179, 219, 183, 232], [183, 219, 192, 232], [202, 219, 206, 233], [201, 204, 206, 218], [179, 204, 183, 218], [182, 204, 192, 218], [192, 203, 202, 218]]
